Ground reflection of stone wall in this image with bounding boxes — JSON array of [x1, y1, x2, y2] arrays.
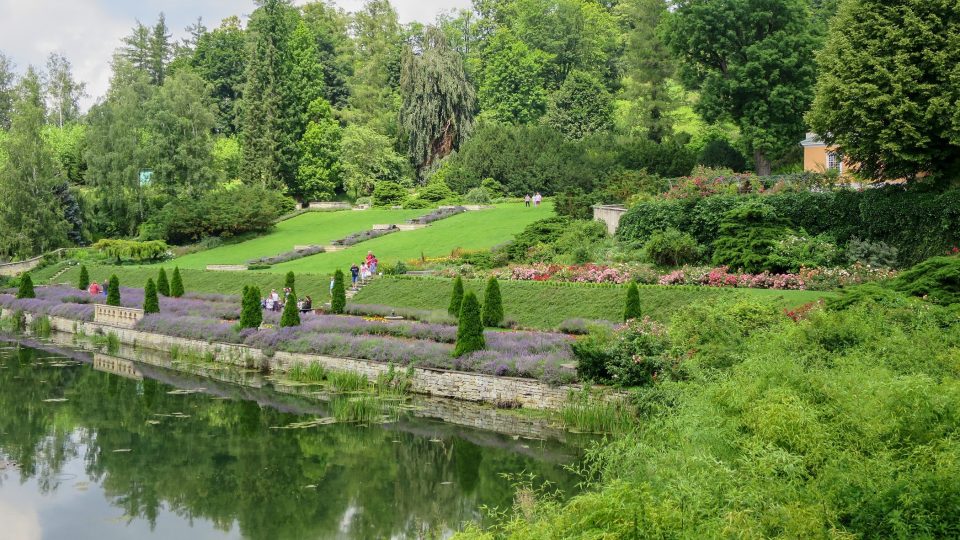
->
[[14, 311, 613, 410], [93, 304, 144, 328], [592, 205, 627, 235], [93, 354, 142, 380]]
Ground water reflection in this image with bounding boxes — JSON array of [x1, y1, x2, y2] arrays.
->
[[0, 340, 581, 539]]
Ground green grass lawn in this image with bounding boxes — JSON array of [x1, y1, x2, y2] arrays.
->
[[169, 208, 425, 269], [352, 276, 833, 329], [271, 202, 554, 275]]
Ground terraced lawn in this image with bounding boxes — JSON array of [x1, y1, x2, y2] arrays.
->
[[169, 208, 424, 269]]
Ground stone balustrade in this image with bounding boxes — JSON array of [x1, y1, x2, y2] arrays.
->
[[93, 304, 144, 328]]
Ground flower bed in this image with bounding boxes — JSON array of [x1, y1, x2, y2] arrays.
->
[[332, 226, 398, 247], [408, 206, 466, 225], [2, 285, 576, 385], [247, 245, 325, 266]]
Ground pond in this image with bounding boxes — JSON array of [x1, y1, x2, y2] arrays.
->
[[0, 339, 582, 539]]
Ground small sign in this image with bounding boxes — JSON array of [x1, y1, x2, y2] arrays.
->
[[139, 169, 153, 186]]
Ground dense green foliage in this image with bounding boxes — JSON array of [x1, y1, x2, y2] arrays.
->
[[77, 264, 89, 291], [623, 282, 641, 321], [808, 0, 960, 181], [481, 277, 504, 327], [617, 187, 960, 265], [170, 267, 184, 297], [453, 291, 485, 357], [331, 269, 346, 314], [143, 278, 159, 313], [643, 228, 701, 267], [372, 181, 407, 207], [284, 271, 296, 292], [106, 274, 121, 306], [156, 267, 170, 296], [280, 290, 301, 327], [16, 273, 35, 299], [448, 276, 465, 317], [92, 239, 169, 263], [711, 202, 790, 273], [891, 255, 960, 306], [239, 285, 263, 329]]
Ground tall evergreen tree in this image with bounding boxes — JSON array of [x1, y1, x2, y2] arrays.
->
[[280, 289, 301, 327], [301, 1, 352, 108], [78, 265, 89, 291], [454, 291, 485, 357], [16, 273, 35, 299], [192, 16, 247, 134], [288, 20, 326, 137], [240, 285, 263, 329], [143, 278, 160, 313], [149, 13, 173, 86], [448, 275, 465, 317], [121, 22, 152, 74], [157, 268, 170, 296], [624, 282, 641, 321], [331, 269, 347, 314], [344, 0, 404, 138], [0, 67, 70, 259], [618, 0, 676, 142], [44, 53, 86, 128], [284, 271, 296, 292], [241, 0, 298, 190], [170, 267, 184, 297], [106, 275, 121, 306], [0, 52, 15, 130], [400, 26, 476, 177], [481, 277, 504, 327]]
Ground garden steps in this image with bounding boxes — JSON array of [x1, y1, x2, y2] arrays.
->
[[47, 262, 77, 284], [345, 274, 379, 299]]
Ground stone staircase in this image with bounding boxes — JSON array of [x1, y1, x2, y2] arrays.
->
[[47, 262, 77, 284], [345, 273, 378, 299]]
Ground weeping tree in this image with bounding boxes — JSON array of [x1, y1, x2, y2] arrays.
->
[[400, 26, 476, 178]]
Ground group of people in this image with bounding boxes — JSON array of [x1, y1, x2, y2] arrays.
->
[[262, 287, 313, 313], [348, 251, 379, 287], [524, 193, 543, 207], [87, 280, 109, 296]]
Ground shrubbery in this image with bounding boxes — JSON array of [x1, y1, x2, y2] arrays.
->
[[143, 278, 159, 314], [464, 187, 492, 204], [16, 273, 35, 299], [643, 229, 702, 267], [106, 275, 120, 306], [711, 202, 789, 273], [92, 239, 170, 263], [453, 291, 485, 357], [372, 181, 407, 207], [170, 267, 184, 297], [239, 285, 263, 329]]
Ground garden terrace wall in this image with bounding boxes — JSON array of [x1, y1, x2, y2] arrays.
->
[[3, 308, 599, 410]]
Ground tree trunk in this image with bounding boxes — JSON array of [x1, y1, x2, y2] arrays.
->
[[754, 150, 771, 176]]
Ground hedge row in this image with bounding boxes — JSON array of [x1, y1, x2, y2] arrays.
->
[[616, 187, 960, 265]]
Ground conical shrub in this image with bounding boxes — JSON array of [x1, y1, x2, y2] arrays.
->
[[170, 267, 184, 297], [481, 277, 504, 327], [106, 275, 121, 306], [240, 285, 263, 329], [143, 278, 160, 314], [78, 265, 89, 291], [280, 290, 301, 327], [624, 282, 641, 321], [157, 268, 170, 296], [454, 291, 485, 357], [17, 273, 35, 299], [331, 269, 346, 314], [285, 271, 296, 292], [448, 276, 465, 317]]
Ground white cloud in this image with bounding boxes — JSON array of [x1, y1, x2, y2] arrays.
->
[[0, 0, 471, 110]]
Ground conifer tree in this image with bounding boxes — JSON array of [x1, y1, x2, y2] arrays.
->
[[143, 278, 160, 313], [285, 271, 296, 292], [280, 290, 301, 327], [170, 267, 184, 297], [481, 277, 504, 327], [78, 265, 90, 291], [454, 291, 485, 357], [157, 268, 170, 296], [331, 269, 346, 314], [16, 273, 35, 299], [448, 276, 465, 317], [107, 275, 121, 306], [624, 282, 641, 321], [240, 285, 263, 329]]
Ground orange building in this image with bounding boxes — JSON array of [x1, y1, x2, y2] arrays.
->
[[800, 132, 851, 174]]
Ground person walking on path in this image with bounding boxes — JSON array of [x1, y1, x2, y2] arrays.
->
[[270, 289, 281, 312], [88, 282, 101, 296], [533, 192, 542, 207], [350, 263, 360, 287], [524, 194, 531, 207]]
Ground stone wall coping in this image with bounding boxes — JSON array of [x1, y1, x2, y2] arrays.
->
[[206, 264, 248, 271]]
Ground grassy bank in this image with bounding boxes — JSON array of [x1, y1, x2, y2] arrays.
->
[[352, 276, 831, 329]]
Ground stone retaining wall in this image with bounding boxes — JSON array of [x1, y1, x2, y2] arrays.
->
[[206, 264, 248, 271], [94, 304, 144, 328], [593, 204, 628, 235], [3, 310, 600, 410]]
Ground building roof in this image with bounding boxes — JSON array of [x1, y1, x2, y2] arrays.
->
[[800, 132, 827, 148]]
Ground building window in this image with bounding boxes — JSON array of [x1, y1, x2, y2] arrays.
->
[[826, 151, 843, 173]]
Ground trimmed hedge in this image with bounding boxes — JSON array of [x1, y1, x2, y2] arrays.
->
[[616, 187, 960, 265]]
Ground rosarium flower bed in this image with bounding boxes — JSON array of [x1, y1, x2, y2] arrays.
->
[[490, 263, 896, 291], [1, 285, 576, 385]]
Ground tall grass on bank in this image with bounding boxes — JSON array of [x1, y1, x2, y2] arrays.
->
[[287, 362, 327, 383], [559, 387, 635, 434], [328, 369, 369, 392], [330, 395, 385, 423]]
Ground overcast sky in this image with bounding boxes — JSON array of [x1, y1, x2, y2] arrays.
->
[[0, 0, 471, 109]]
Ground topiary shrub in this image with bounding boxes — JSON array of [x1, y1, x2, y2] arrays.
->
[[280, 291, 301, 327], [644, 229, 702, 267], [157, 268, 170, 296], [240, 285, 263, 329], [419, 178, 455, 202], [143, 278, 160, 314], [624, 282, 641, 321], [170, 267, 184, 297], [448, 276, 465, 317], [373, 181, 408, 207], [454, 291, 485, 357], [78, 265, 90, 291], [106, 275, 121, 306], [331, 269, 347, 314], [285, 271, 296, 294], [711, 201, 790, 273], [481, 277, 504, 327], [17, 273, 35, 299]]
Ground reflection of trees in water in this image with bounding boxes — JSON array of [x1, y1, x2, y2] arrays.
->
[[0, 345, 578, 539]]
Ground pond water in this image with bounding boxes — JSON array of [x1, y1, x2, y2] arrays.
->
[[0, 339, 582, 539]]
